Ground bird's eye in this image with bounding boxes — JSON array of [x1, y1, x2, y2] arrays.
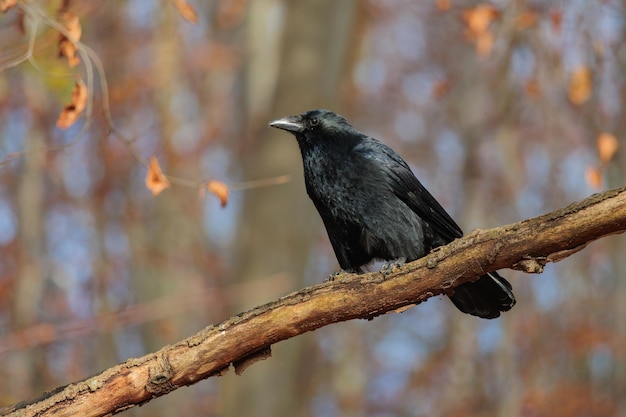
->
[[309, 118, 319, 127]]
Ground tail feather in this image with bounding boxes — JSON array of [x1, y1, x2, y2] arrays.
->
[[449, 271, 515, 319]]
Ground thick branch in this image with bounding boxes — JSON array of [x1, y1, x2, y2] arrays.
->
[[3, 187, 626, 417]]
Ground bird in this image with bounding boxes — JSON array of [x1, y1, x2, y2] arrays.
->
[[268, 109, 515, 319]]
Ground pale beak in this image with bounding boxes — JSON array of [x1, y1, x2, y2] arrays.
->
[[268, 115, 304, 133]]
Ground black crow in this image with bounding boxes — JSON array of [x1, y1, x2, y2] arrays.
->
[[269, 109, 515, 318]]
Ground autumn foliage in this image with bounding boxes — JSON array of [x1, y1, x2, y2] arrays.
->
[[0, 1, 625, 417], [56, 79, 87, 129]]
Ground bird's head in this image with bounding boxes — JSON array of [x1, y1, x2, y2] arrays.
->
[[268, 109, 359, 148]]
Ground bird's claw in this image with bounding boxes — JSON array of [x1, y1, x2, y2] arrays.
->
[[379, 257, 406, 276], [326, 269, 351, 282]]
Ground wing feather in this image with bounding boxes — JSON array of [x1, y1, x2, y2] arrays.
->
[[356, 138, 463, 243]]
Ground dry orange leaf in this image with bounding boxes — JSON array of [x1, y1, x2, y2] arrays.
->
[[525, 79, 541, 98], [207, 180, 229, 207], [568, 66, 592, 105], [516, 10, 537, 30], [435, 0, 451, 11], [585, 166, 602, 189], [16, 8, 26, 34], [56, 79, 88, 129], [58, 12, 82, 68], [146, 156, 170, 196], [463, 4, 497, 36], [432, 77, 452, 98], [1, 0, 17, 12], [173, 0, 198, 23], [597, 132, 619, 164], [71, 79, 88, 113], [550, 9, 563, 32], [216, 0, 247, 29], [462, 4, 498, 56]]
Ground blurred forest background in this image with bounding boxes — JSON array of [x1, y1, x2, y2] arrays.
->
[[1, 1, 625, 416]]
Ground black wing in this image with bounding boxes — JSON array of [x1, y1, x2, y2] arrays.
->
[[354, 137, 515, 318], [355, 137, 463, 243]]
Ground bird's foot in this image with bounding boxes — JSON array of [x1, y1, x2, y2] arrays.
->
[[326, 269, 352, 282], [379, 257, 406, 276]]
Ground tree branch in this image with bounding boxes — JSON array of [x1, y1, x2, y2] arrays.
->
[[3, 187, 626, 417]]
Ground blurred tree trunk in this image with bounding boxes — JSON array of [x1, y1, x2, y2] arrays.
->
[[611, 181, 626, 417], [220, 1, 357, 416], [606, 5, 626, 414], [10, 117, 46, 399], [440, 36, 524, 413], [609, 53, 626, 416], [125, 9, 199, 417], [607, 148, 626, 416]]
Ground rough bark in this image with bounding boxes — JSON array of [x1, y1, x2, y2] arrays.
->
[[2, 186, 625, 417]]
